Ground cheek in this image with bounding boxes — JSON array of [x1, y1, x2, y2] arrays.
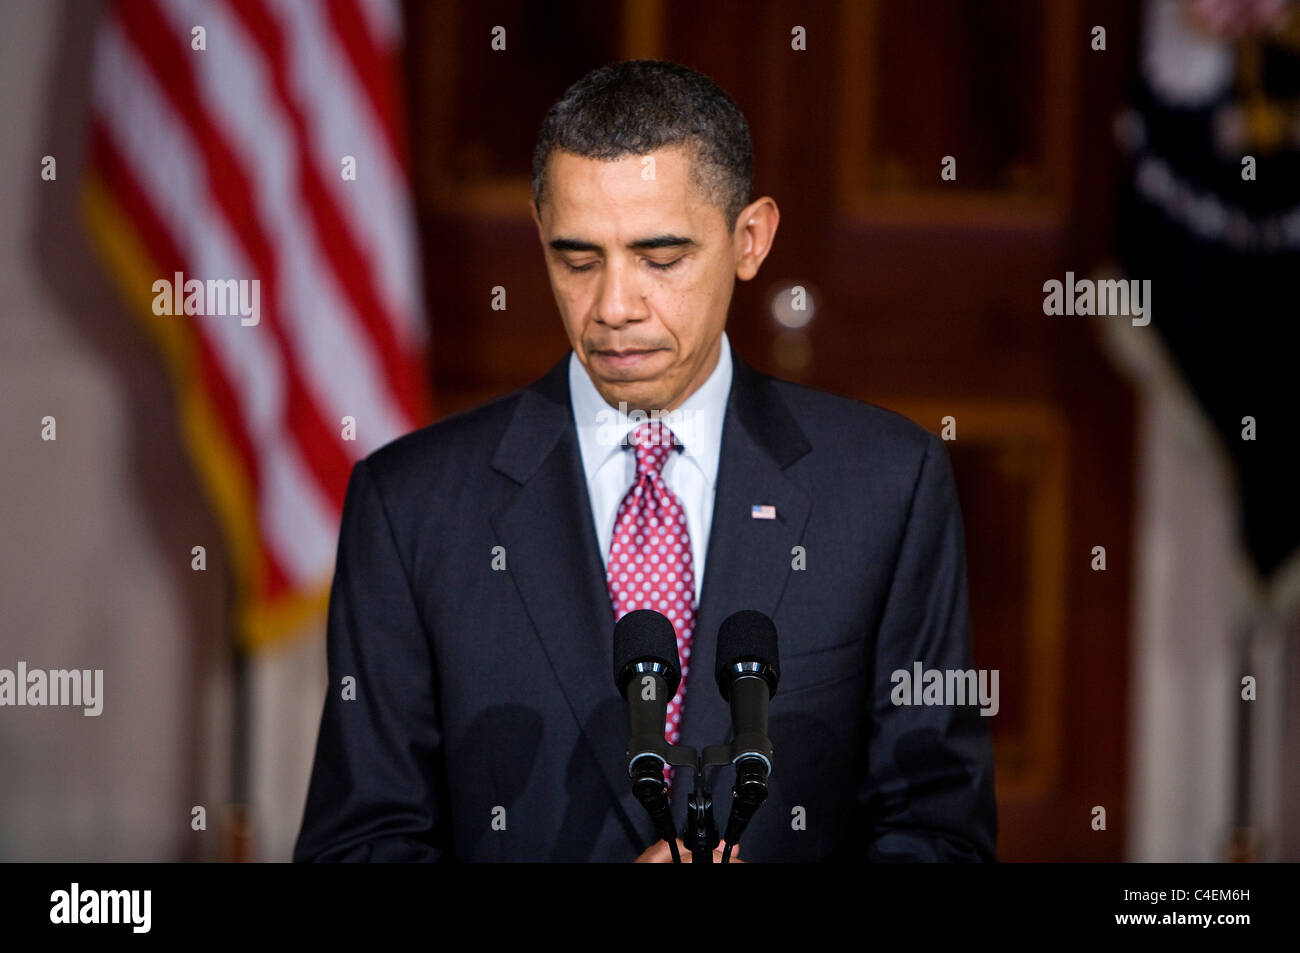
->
[[666, 267, 727, 338], [551, 275, 591, 322], [651, 288, 694, 344]]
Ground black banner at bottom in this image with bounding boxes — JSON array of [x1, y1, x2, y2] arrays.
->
[[1, 861, 1283, 940]]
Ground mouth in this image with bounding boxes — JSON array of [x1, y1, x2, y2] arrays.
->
[[590, 347, 665, 374]]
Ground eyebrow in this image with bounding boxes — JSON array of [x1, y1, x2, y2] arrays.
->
[[548, 234, 698, 253]]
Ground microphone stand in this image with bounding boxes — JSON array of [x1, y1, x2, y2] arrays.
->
[[682, 760, 717, 865], [681, 744, 741, 863], [631, 743, 768, 863]]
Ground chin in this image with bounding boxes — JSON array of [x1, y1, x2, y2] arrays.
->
[[599, 382, 667, 412]]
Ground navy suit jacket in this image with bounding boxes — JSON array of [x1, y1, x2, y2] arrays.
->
[[294, 341, 997, 862]]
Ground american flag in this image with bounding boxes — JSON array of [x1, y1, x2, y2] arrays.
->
[[82, 0, 430, 649]]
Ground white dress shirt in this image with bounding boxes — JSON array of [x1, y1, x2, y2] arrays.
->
[[569, 331, 733, 606]]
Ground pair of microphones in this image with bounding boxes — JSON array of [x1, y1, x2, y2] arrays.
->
[[613, 608, 780, 863]]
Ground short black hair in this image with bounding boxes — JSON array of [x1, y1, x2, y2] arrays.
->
[[531, 60, 753, 230]]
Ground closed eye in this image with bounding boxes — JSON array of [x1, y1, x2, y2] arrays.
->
[[562, 257, 683, 273]]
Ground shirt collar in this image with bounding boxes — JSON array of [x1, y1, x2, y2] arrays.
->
[[569, 330, 733, 487]]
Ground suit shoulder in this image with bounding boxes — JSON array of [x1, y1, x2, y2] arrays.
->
[[766, 376, 936, 459], [361, 387, 524, 486]]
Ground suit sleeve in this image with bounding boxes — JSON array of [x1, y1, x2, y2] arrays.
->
[[860, 432, 998, 861], [293, 457, 450, 861]]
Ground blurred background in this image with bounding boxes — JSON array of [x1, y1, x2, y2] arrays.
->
[[1, 0, 1297, 861]]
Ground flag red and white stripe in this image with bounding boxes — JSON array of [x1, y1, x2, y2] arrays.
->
[[84, 0, 429, 648]]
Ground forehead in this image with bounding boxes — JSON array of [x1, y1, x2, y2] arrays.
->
[[541, 145, 716, 230]]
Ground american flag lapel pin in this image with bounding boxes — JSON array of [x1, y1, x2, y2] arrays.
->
[[751, 504, 777, 520]]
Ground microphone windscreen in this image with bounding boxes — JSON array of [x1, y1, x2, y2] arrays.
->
[[613, 609, 681, 693], [715, 609, 780, 686]]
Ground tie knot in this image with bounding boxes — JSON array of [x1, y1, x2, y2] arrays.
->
[[629, 421, 679, 477]]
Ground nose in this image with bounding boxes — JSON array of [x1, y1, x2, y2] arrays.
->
[[595, 258, 648, 329]]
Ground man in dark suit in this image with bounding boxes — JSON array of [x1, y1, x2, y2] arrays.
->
[[294, 60, 996, 863]]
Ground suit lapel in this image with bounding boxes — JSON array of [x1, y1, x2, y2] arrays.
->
[[488, 355, 648, 845], [681, 345, 813, 765]]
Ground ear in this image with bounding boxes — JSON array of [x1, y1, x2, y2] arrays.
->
[[529, 198, 544, 238], [733, 197, 780, 281]]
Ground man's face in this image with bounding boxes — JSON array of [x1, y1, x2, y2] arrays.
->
[[532, 145, 766, 413]]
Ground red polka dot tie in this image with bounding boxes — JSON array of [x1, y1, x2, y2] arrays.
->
[[606, 421, 695, 797]]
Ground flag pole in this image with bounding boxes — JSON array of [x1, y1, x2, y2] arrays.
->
[[1225, 615, 1259, 862], [225, 572, 254, 862]]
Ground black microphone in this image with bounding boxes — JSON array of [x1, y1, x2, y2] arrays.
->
[[613, 609, 681, 770], [613, 609, 682, 859], [715, 609, 780, 858]]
